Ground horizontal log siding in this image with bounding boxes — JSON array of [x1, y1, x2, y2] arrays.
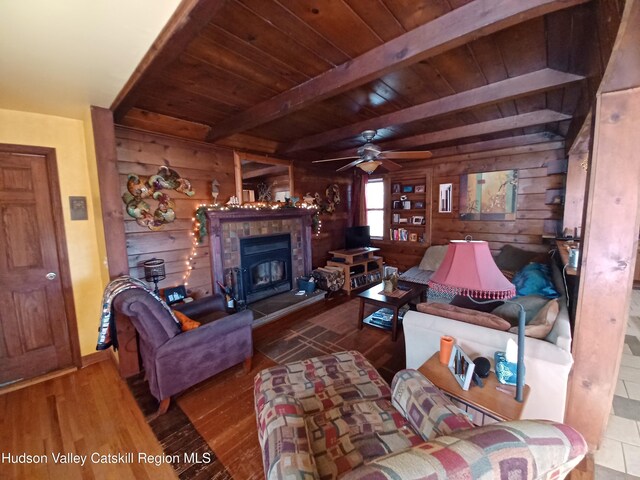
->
[[375, 145, 565, 270], [115, 127, 236, 297]]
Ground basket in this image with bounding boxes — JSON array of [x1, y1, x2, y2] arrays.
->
[[297, 277, 316, 293]]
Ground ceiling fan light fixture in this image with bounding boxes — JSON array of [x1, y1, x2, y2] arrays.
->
[[357, 160, 381, 174]]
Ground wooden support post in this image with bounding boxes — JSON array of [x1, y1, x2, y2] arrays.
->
[[91, 106, 140, 377], [564, 0, 640, 450]]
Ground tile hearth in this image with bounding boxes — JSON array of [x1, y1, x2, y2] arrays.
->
[[249, 289, 326, 327]]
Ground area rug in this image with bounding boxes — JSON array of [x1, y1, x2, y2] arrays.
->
[[127, 372, 232, 479], [254, 297, 405, 385]]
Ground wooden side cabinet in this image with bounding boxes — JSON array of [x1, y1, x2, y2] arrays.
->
[[327, 247, 383, 293], [418, 353, 530, 425]]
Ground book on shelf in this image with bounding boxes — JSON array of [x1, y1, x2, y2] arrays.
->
[[389, 228, 409, 241]]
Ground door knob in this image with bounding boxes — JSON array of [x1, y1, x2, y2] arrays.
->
[[46, 272, 57, 280]]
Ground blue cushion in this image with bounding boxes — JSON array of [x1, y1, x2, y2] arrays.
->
[[512, 263, 560, 299]]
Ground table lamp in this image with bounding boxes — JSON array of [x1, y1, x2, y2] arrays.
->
[[143, 258, 166, 295], [427, 239, 526, 402]]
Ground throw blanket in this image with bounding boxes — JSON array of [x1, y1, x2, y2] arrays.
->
[[96, 276, 179, 351]]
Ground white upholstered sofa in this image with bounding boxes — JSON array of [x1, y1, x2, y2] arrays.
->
[[402, 245, 574, 422]]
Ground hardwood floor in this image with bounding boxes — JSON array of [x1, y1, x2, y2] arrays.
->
[[0, 359, 176, 479]]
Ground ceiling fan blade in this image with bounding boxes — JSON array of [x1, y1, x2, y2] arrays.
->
[[381, 151, 432, 160], [379, 158, 402, 171], [336, 158, 364, 172], [312, 155, 359, 163]]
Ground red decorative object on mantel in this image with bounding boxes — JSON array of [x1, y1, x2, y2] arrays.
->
[[428, 240, 516, 300]]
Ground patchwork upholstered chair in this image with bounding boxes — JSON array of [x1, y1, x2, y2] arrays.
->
[[113, 290, 253, 416], [254, 351, 587, 480]]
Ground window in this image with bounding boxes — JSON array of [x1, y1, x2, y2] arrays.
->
[[365, 179, 384, 238]]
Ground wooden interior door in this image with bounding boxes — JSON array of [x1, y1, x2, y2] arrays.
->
[[0, 147, 75, 385]]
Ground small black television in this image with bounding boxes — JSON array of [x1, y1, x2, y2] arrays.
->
[[345, 226, 371, 250]]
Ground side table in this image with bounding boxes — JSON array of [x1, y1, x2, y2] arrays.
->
[[418, 353, 530, 424]]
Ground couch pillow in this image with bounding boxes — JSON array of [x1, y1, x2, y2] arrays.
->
[[509, 298, 559, 339], [494, 245, 545, 272], [491, 295, 550, 327], [418, 245, 448, 271], [417, 302, 511, 331], [172, 309, 201, 331], [450, 295, 503, 313], [512, 263, 560, 298]]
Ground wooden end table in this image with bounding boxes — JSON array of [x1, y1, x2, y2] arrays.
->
[[418, 353, 530, 423], [357, 281, 428, 341]]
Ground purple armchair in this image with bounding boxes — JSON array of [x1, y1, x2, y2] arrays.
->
[[113, 290, 253, 416]]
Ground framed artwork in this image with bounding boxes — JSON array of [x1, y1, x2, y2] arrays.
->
[[392, 183, 401, 193], [392, 200, 403, 209], [414, 201, 425, 209], [402, 185, 414, 193], [448, 345, 476, 391], [459, 169, 518, 220], [402, 200, 411, 209], [398, 218, 408, 224], [439, 183, 452, 213], [415, 185, 425, 193], [409, 233, 418, 242], [411, 216, 424, 224]]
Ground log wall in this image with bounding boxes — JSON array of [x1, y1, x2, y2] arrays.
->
[[294, 165, 352, 268], [374, 144, 566, 270], [115, 127, 236, 297]]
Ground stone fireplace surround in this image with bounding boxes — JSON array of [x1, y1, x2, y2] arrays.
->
[[207, 208, 315, 297]]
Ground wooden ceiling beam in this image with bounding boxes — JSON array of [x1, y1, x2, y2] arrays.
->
[[328, 110, 571, 157], [282, 69, 583, 154], [425, 132, 564, 158], [111, 0, 228, 122], [206, 0, 589, 142]]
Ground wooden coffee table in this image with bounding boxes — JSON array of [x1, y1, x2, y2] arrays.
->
[[357, 281, 428, 341]]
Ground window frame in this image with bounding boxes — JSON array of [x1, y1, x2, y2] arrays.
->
[[365, 178, 385, 239]]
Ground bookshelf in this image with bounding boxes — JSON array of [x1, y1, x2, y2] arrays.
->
[[388, 172, 431, 244]]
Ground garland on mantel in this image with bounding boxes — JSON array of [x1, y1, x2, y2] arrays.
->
[[183, 203, 321, 286]]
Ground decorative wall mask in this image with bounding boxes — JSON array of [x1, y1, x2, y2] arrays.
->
[[304, 184, 341, 214], [122, 166, 195, 231]]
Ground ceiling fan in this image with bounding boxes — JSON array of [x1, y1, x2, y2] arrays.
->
[[311, 130, 432, 173]]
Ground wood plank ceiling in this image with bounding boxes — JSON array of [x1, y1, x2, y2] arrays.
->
[[112, 0, 624, 168]]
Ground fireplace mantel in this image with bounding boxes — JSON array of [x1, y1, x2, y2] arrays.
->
[[207, 208, 316, 295]]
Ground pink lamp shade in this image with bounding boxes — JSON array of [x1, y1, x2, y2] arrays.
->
[[428, 240, 516, 300]]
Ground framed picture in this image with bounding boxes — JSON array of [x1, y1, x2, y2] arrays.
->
[[439, 183, 452, 213], [414, 201, 425, 209], [384, 266, 398, 278], [392, 183, 401, 194], [411, 216, 424, 225], [392, 213, 400, 223], [392, 200, 403, 209], [448, 345, 476, 391], [415, 185, 425, 193], [402, 185, 414, 193], [399, 217, 408, 224], [409, 233, 418, 242], [460, 169, 518, 220], [402, 200, 411, 209], [164, 285, 187, 305]]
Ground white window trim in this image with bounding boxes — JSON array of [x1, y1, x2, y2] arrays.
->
[[366, 178, 384, 239]]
